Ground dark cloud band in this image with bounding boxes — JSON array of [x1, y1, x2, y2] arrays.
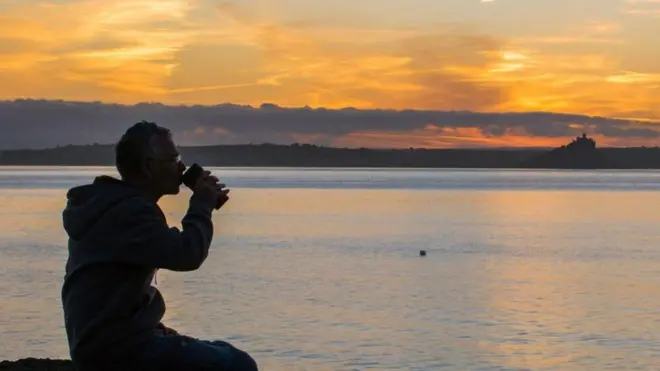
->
[[0, 99, 657, 149]]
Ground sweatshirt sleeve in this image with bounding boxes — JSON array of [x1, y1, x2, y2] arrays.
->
[[115, 192, 216, 271]]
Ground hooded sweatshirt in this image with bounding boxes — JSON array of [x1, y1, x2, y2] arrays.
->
[[60, 175, 215, 368]]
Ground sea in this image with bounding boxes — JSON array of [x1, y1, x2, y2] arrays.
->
[[1, 166, 660, 370]]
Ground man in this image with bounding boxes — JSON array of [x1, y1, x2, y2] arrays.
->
[[60, 121, 259, 370]]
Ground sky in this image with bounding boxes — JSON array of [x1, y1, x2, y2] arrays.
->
[[1, 0, 659, 148]]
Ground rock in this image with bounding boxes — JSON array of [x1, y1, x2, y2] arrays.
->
[[0, 358, 73, 371]]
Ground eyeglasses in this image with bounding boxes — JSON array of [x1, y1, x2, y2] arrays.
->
[[148, 154, 182, 163]]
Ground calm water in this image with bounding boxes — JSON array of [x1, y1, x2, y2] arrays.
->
[[1, 166, 660, 370]]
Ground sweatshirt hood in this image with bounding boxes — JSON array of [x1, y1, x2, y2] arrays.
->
[[63, 175, 147, 240]]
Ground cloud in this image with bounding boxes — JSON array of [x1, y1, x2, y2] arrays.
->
[[0, 0, 210, 99], [622, 0, 660, 17], [0, 99, 658, 150], [160, 12, 512, 111], [0, 0, 658, 128]]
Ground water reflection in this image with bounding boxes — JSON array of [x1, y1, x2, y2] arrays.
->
[[475, 191, 660, 370], [0, 189, 68, 243], [2, 169, 660, 370]]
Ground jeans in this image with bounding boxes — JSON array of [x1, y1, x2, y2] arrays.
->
[[135, 331, 259, 371]]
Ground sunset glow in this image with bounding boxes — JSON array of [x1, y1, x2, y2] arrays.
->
[[1, 0, 659, 148]]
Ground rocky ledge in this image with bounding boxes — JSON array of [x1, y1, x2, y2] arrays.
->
[[0, 358, 73, 371]]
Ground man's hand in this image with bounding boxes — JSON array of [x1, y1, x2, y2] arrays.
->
[[192, 170, 230, 209]]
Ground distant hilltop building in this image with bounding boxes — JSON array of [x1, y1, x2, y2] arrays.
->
[[565, 133, 596, 151], [520, 132, 611, 169]]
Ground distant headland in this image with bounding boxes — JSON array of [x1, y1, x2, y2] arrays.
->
[[0, 135, 659, 169], [521, 133, 621, 169]]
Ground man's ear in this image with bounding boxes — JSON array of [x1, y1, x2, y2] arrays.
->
[[140, 159, 154, 180]]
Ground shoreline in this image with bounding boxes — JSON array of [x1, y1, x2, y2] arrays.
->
[[0, 358, 73, 371]]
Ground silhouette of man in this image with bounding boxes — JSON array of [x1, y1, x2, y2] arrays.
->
[[60, 121, 259, 371]]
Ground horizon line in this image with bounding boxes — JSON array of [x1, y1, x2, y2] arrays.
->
[[1, 141, 658, 153]]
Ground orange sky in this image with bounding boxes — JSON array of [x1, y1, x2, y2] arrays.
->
[[1, 0, 659, 148]]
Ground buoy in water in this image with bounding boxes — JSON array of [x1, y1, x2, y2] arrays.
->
[[420, 250, 427, 257]]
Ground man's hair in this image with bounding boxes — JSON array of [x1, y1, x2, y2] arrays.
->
[[115, 121, 171, 179]]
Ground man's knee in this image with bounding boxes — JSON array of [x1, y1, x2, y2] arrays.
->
[[207, 340, 258, 371], [231, 348, 258, 371]]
